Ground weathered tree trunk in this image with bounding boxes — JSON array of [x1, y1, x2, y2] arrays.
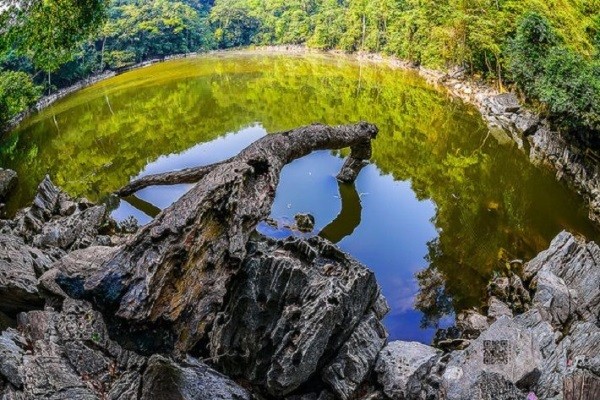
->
[[58, 122, 378, 354]]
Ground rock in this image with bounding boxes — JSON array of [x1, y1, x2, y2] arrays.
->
[[441, 316, 543, 399], [15, 176, 61, 236], [514, 112, 539, 136], [13, 176, 110, 251], [487, 273, 530, 314], [0, 298, 251, 400], [525, 231, 600, 322], [471, 372, 525, 400], [487, 297, 513, 321], [39, 246, 120, 299], [140, 355, 251, 400], [375, 341, 441, 400], [322, 313, 388, 399], [456, 310, 489, 339], [295, 213, 315, 233], [0, 329, 25, 388], [0, 169, 17, 201], [32, 204, 108, 250], [0, 234, 48, 314], [486, 93, 521, 114], [531, 269, 576, 328], [209, 234, 387, 397]]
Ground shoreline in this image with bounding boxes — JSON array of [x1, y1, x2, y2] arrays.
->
[[4, 45, 599, 226]]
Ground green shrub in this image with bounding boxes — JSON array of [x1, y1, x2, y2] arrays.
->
[[508, 12, 600, 137], [0, 70, 42, 125]]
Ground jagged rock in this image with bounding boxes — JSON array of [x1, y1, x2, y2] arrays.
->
[[57, 123, 379, 356], [375, 341, 441, 400], [471, 372, 525, 400], [15, 176, 61, 236], [0, 234, 49, 314], [294, 213, 315, 233], [0, 329, 25, 388], [0, 169, 17, 201], [209, 234, 387, 397], [531, 269, 576, 328], [0, 299, 251, 400], [32, 204, 108, 250], [13, 177, 110, 251], [140, 355, 251, 400], [322, 313, 388, 399], [456, 310, 489, 339], [441, 316, 543, 399], [514, 112, 539, 136], [525, 231, 600, 322], [39, 246, 121, 299]]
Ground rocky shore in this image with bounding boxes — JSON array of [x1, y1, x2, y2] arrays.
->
[[0, 165, 598, 399]]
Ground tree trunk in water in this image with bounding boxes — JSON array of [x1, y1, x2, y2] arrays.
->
[[58, 122, 378, 354]]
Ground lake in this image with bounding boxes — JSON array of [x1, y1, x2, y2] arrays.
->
[[1, 52, 597, 343]]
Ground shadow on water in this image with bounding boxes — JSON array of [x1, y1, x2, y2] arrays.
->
[[319, 181, 362, 244]]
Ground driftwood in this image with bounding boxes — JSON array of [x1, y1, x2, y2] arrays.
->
[[58, 122, 378, 354]]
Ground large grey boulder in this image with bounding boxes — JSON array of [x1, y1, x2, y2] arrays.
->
[[439, 231, 600, 400], [441, 316, 542, 399], [531, 269, 576, 328], [209, 234, 388, 398], [374, 341, 441, 400], [525, 231, 600, 322], [0, 168, 17, 201]]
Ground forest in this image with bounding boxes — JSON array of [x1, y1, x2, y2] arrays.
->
[[1, 0, 599, 141]]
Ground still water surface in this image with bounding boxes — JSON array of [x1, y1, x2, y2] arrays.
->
[[1, 53, 598, 343]]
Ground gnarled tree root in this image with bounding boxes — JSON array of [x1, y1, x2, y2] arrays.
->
[[57, 122, 378, 354]]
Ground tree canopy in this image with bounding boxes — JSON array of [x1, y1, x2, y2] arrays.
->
[[1, 0, 599, 140]]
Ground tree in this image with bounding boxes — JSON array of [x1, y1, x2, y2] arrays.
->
[[0, 0, 109, 73]]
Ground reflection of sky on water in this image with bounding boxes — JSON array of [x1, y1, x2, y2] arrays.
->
[[111, 124, 450, 344]]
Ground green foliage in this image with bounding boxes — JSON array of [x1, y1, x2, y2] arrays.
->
[[508, 13, 600, 136], [210, 0, 260, 47], [102, 0, 213, 67], [0, 70, 42, 124], [0, 0, 109, 72]]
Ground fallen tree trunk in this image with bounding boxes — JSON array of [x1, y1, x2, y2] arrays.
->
[[58, 122, 378, 354]]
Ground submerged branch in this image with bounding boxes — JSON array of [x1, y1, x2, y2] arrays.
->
[[117, 160, 229, 196]]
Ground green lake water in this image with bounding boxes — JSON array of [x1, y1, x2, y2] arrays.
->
[[1, 53, 598, 343]]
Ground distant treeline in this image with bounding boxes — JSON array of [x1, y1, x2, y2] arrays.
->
[[1, 0, 599, 142]]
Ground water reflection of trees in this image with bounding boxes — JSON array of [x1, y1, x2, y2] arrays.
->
[[2, 55, 597, 325]]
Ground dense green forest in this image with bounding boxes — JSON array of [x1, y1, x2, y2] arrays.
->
[[1, 0, 599, 140]]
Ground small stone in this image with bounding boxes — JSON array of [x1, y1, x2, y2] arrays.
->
[[295, 213, 315, 233]]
